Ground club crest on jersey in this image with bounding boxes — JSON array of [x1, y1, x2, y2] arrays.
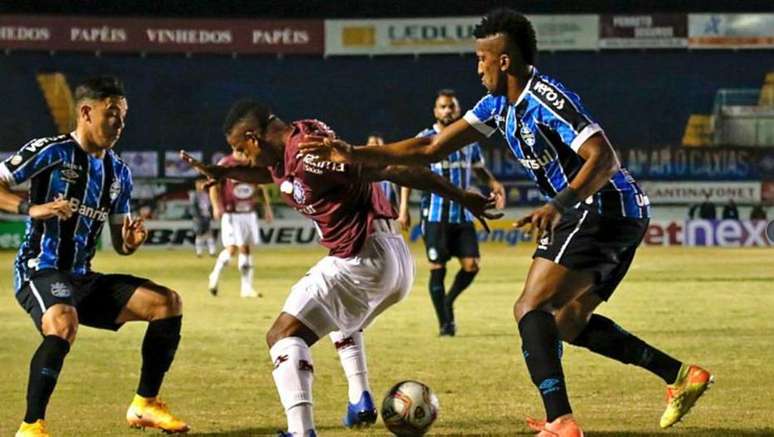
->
[[50, 282, 72, 298], [519, 124, 536, 146], [292, 179, 305, 204], [233, 183, 255, 199], [109, 180, 121, 200]]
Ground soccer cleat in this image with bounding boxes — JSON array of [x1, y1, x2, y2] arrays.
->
[[240, 289, 259, 298], [208, 286, 218, 297], [526, 415, 583, 437], [127, 394, 190, 434], [208, 272, 218, 296], [660, 364, 714, 428], [439, 321, 456, 337], [343, 391, 378, 428], [276, 431, 317, 437], [15, 420, 50, 437]]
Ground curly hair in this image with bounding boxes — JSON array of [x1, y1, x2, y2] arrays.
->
[[222, 99, 273, 135], [474, 8, 537, 65]]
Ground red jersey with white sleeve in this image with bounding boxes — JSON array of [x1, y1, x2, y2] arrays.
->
[[217, 154, 260, 213], [268, 119, 396, 258]]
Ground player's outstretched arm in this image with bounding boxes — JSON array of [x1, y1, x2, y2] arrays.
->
[[371, 165, 503, 231], [298, 118, 485, 166], [179, 150, 273, 184]]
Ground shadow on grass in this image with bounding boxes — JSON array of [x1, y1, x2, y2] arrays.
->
[[587, 429, 774, 437], [187, 427, 281, 436]]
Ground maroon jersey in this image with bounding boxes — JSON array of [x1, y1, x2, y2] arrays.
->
[[269, 120, 396, 258], [217, 154, 260, 213]]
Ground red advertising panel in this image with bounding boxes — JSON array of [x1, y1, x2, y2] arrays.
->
[[0, 15, 323, 54]]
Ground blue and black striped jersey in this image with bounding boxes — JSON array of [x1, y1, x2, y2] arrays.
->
[[378, 180, 399, 209], [463, 68, 650, 218], [0, 134, 133, 292], [418, 125, 485, 224]]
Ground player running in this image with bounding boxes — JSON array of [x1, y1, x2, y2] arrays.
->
[[0, 76, 188, 436], [298, 9, 713, 436], [208, 149, 273, 297], [180, 99, 500, 437]]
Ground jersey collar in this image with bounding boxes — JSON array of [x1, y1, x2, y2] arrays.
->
[[513, 66, 536, 107]]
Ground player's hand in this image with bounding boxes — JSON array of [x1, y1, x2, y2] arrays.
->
[[514, 203, 561, 233], [460, 192, 504, 233], [29, 196, 73, 220], [397, 211, 411, 231], [491, 181, 507, 209], [179, 150, 225, 181], [122, 216, 147, 252], [298, 135, 353, 163]]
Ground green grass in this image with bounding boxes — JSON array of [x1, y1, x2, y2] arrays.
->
[[1, 244, 773, 436]]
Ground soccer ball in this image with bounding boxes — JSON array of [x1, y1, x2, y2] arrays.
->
[[381, 380, 439, 436]]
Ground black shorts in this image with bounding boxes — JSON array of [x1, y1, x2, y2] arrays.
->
[[421, 221, 480, 264], [193, 217, 211, 235], [533, 208, 649, 301], [15, 269, 149, 332]]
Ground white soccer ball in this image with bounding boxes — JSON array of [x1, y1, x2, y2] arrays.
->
[[381, 380, 440, 436]]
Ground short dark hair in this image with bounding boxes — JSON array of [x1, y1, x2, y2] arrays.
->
[[367, 131, 383, 139], [436, 88, 456, 98], [222, 99, 273, 135], [74, 76, 125, 103], [474, 8, 537, 65]]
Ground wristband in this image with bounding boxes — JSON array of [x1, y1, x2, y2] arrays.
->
[[17, 200, 31, 215], [549, 187, 580, 213]]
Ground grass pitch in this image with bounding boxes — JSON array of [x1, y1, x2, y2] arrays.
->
[[1, 244, 773, 436]]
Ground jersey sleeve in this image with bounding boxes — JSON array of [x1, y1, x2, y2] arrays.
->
[[0, 138, 66, 186], [469, 142, 485, 168], [463, 94, 502, 138], [110, 166, 133, 224], [530, 80, 603, 152]]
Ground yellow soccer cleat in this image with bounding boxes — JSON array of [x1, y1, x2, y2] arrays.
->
[[660, 364, 714, 428], [127, 394, 190, 434], [15, 419, 50, 437]]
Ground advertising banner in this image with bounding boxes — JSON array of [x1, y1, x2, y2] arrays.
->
[[407, 219, 536, 247], [121, 151, 158, 178], [638, 181, 761, 204], [324, 15, 598, 55], [621, 146, 773, 181], [0, 15, 324, 54], [643, 219, 771, 246], [600, 14, 687, 48], [0, 219, 26, 249], [689, 14, 774, 48]]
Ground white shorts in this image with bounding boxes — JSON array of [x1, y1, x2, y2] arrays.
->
[[220, 212, 260, 247], [282, 220, 415, 338]]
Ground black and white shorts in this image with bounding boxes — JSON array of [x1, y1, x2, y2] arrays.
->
[[16, 269, 149, 332], [533, 208, 649, 301], [421, 221, 480, 264]]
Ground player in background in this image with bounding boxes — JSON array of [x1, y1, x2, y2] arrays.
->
[[368, 133, 410, 230], [400, 89, 505, 336], [0, 76, 188, 436], [180, 98, 500, 437], [189, 178, 217, 257], [298, 9, 713, 436], [208, 149, 273, 297]]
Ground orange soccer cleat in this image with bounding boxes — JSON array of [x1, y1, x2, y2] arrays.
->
[[526, 414, 584, 437], [660, 364, 714, 428], [127, 394, 190, 434]]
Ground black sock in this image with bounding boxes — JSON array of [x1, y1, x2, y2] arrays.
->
[[25, 335, 70, 423], [570, 314, 682, 384], [137, 316, 182, 397], [428, 268, 447, 327], [519, 310, 572, 422], [444, 269, 478, 323]]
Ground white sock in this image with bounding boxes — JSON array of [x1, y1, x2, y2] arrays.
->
[[238, 253, 254, 294], [210, 249, 231, 287], [330, 330, 370, 404], [270, 337, 315, 435], [206, 237, 217, 255], [194, 236, 204, 256]]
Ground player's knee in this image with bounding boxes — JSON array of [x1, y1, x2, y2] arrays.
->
[[266, 326, 287, 348], [461, 258, 480, 273], [41, 305, 79, 343], [227, 246, 238, 256], [513, 295, 546, 322], [158, 288, 183, 318], [554, 303, 588, 342]]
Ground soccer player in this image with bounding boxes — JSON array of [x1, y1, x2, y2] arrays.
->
[[190, 178, 217, 257], [180, 99, 499, 437], [208, 149, 273, 297], [0, 76, 188, 436], [298, 9, 713, 436], [401, 89, 505, 336]]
